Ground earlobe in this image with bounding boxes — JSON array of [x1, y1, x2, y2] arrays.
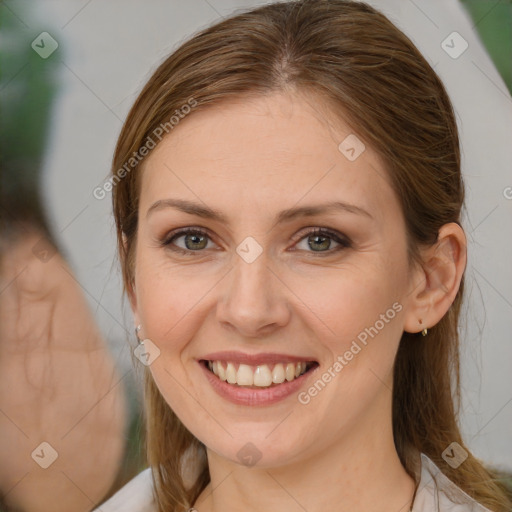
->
[[403, 223, 467, 334], [127, 281, 143, 335]]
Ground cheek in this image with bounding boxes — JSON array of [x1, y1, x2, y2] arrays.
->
[[134, 236, 218, 333], [135, 264, 208, 411], [302, 260, 406, 350], [299, 267, 405, 423], [136, 268, 210, 348]]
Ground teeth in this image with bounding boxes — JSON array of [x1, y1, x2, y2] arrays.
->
[[237, 364, 254, 385], [208, 360, 310, 388], [226, 362, 237, 384], [272, 363, 285, 384], [254, 365, 272, 387], [217, 362, 227, 381], [285, 363, 295, 381]]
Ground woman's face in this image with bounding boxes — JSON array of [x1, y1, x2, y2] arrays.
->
[[131, 91, 419, 467]]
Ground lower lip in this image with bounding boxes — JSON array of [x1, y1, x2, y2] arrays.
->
[[199, 361, 317, 406]]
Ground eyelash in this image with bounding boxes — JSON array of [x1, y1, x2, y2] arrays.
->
[[160, 227, 352, 256]]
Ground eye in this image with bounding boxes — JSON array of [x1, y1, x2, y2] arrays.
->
[[162, 228, 214, 254], [161, 226, 351, 256], [293, 227, 351, 254]]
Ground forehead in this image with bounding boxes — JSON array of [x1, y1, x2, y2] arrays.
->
[[139, 91, 399, 225]]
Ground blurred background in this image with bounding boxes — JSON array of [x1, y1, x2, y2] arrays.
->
[[1, 0, 511, 510]]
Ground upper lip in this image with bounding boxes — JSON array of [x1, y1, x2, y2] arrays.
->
[[200, 351, 318, 366]]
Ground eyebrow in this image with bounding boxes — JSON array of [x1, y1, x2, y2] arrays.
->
[[146, 198, 373, 223]]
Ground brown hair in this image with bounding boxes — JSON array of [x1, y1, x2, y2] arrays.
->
[[111, 1, 511, 510]]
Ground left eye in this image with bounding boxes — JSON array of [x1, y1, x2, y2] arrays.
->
[[293, 228, 351, 253]]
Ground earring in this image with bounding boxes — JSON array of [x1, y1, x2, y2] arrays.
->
[[419, 319, 428, 336], [135, 324, 144, 345]]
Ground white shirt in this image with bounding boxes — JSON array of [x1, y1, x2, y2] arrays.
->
[[93, 453, 493, 511]]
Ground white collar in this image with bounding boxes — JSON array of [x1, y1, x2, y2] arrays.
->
[[411, 453, 493, 511], [93, 452, 494, 511]]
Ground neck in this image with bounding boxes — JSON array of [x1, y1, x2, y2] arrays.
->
[[192, 405, 416, 512]]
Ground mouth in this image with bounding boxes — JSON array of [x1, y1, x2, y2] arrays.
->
[[200, 359, 319, 389]]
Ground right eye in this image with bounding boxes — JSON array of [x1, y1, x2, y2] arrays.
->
[[162, 228, 215, 254]]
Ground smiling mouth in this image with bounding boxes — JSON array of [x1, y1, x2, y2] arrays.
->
[[201, 360, 319, 388]]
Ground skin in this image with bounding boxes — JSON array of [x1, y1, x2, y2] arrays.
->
[[0, 229, 127, 511], [129, 90, 467, 512]]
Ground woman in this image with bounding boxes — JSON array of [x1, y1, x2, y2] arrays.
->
[[94, 1, 512, 511]]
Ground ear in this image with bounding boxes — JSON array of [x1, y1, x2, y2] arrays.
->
[[403, 222, 467, 334]]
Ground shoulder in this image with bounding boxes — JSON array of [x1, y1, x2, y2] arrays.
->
[[94, 454, 493, 512], [92, 467, 157, 512], [413, 453, 493, 512]]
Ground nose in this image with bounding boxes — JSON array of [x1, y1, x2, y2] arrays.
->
[[216, 250, 291, 338]]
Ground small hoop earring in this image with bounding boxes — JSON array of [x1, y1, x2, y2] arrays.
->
[[419, 319, 428, 337], [135, 324, 144, 345]]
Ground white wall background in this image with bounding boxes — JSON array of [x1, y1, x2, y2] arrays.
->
[[12, 0, 512, 469]]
